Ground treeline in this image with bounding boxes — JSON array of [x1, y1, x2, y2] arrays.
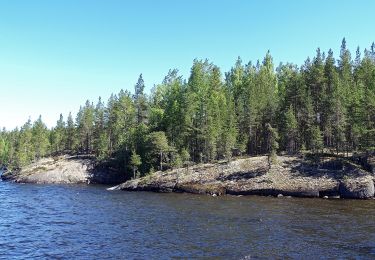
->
[[0, 39, 374, 177]]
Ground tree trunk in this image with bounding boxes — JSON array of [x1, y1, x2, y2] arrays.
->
[[160, 152, 163, 171]]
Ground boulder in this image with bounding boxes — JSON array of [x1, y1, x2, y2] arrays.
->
[[339, 177, 375, 199]]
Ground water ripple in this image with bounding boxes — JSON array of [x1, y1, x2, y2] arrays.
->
[[0, 182, 374, 259]]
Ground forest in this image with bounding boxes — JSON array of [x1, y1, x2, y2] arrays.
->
[[0, 39, 374, 178]]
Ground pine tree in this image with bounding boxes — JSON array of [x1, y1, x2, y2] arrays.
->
[[205, 65, 226, 161], [257, 52, 278, 154], [186, 59, 211, 162], [308, 48, 325, 128], [226, 57, 247, 153], [322, 49, 339, 149]]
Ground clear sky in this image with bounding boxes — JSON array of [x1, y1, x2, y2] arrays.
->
[[0, 0, 374, 129]]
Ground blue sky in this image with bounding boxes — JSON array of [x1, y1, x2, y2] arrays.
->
[[0, 0, 374, 129]]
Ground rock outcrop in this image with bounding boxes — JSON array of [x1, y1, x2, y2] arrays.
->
[[1, 155, 126, 185], [111, 156, 375, 199]]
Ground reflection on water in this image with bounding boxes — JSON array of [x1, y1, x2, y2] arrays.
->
[[0, 181, 374, 259]]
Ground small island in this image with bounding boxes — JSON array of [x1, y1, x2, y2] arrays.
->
[[1, 39, 374, 200]]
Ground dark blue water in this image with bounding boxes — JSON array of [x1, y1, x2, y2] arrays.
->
[[0, 180, 374, 259]]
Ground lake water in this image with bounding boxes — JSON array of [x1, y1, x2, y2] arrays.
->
[[0, 180, 374, 259]]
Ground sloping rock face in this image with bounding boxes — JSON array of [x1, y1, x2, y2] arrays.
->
[[112, 156, 375, 199], [1, 155, 126, 185], [1, 156, 92, 184]]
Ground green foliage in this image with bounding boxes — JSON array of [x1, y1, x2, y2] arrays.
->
[[65, 112, 76, 152], [130, 150, 142, 179], [130, 151, 142, 167], [266, 123, 279, 162], [170, 153, 183, 169], [15, 120, 35, 167], [32, 115, 50, 159], [147, 131, 170, 171], [2, 39, 374, 176], [284, 105, 298, 153], [0, 135, 9, 165], [134, 74, 148, 125], [310, 125, 324, 153], [50, 114, 66, 154], [76, 101, 95, 153]]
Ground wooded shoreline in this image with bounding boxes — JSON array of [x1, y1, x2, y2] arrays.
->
[[2, 153, 374, 200]]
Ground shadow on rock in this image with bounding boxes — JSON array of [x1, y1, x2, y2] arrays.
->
[[89, 164, 128, 185], [218, 167, 268, 181], [287, 155, 370, 180]]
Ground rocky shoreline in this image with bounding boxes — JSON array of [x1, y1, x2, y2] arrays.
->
[[2, 154, 374, 200], [110, 155, 375, 199]]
